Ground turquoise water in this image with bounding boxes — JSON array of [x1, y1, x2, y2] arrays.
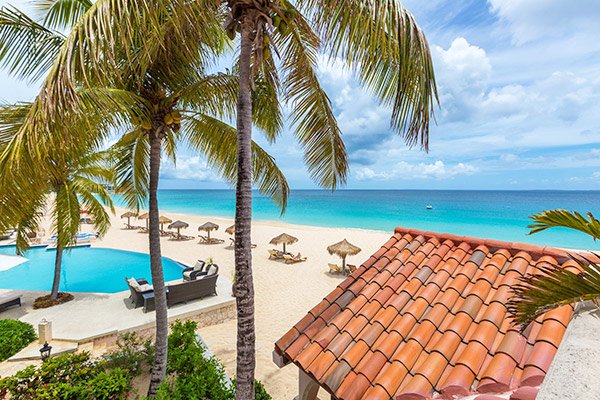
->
[[0, 246, 185, 293], [116, 190, 600, 250]]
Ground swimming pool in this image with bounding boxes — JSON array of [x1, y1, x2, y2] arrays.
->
[[0, 245, 185, 293]]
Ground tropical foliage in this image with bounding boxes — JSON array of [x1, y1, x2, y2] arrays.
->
[[0, 1, 289, 396], [0, 320, 36, 362], [223, 1, 438, 397], [508, 209, 600, 326]]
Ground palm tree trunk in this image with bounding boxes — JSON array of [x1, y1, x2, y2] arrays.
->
[[147, 130, 168, 397], [234, 18, 256, 400], [50, 244, 63, 300]]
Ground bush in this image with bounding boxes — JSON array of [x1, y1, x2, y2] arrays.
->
[[156, 320, 234, 400], [32, 292, 74, 309], [0, 352, 131, 400], [156, 320, 273, 400], [102, 332, 154, 377], [0, 320, 36, 361]]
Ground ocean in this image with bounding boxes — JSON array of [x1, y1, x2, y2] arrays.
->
[[115, 190, 600, 250]]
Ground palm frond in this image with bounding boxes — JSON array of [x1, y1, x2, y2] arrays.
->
[[112, 129, 150, 211], [32, 0, 93, 31], [183, 113, 289, 212], [529, 209, 600, 240], [52, 181, 82, 249], [507, 254, 599, 326], [301, 0, 438, 149], [73, 176, 114, 236], [274, 9, 348, 189], [0, 6, 64, 82]]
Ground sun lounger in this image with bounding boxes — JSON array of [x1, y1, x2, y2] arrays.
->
[[143, 272, 219, 312], [328, 263, 343, 273], [347, 264, 357, 273], [228, 238, 256, 248], [125, 277, 154, 309], [284, 253, 307, 264], [198, 235, 225, 245], [0, 293, 22, 312]]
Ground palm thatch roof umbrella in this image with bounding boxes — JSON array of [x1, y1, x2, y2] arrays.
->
[[225, 224, 235, 235], [198, 221, 219, 241], [138, 212, 149, 230], [159, 216, 172, 232], [270, 233, 298, 253], [327, 239, 362, 272], [168, 220, 189, 238], [121, 211, 138, 228]]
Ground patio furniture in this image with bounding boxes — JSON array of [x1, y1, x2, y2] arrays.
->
[[143, 272, 219, 312], [182, 260, 207, 281], [125, 277, 154, 308], [228, 237, 256, 248], [0, 293, 22, 312], [347, 264, 357, 273], [328, 263, 343, 274], [198, 235, 225, 244], [121, 211, 138, 229], [268, 249, 285, 259], [327, 239, 361, 275], [283, 253, 307, 264], [270, 233, 298, 253]]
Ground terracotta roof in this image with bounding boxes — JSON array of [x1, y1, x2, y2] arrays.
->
[[274, 227, 580, 400]]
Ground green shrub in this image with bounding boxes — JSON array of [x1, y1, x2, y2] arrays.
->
[[254, 380, 272, 400], [156, 320, 234, 400], [0, 352, 132, 400], [102, 332, 154, 377], [0, 319, 36, 361], [156, 320, 273, 400]]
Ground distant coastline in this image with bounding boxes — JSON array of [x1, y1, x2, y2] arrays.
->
[[114, 189, 600, 250]]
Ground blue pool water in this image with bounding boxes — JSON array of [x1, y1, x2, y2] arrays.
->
[[0, 246, 185, 293], [115, 189, 600, 250]]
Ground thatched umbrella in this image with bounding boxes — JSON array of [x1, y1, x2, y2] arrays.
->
[[168, 220, 189, 238], [198, 222, 219, 241], [225, 224, 235, 235], [270, 233, 298, 253], [327, 239, 361, 272], [138, 212, 149, 230], [159, 216, 172, 231], [121, 211, 138, 227]]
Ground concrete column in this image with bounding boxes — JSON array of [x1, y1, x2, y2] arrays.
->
[[298, 369, 320, 400], [38, 319, 52, 344]]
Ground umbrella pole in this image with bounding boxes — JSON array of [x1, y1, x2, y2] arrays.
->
[[177, 227, 181, 239], [208, 230, 211, 242], [146, 220, 149, 230], [342, 256, 347, 274], [283, 243, 286, 253]]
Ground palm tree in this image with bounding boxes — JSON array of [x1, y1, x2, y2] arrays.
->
[[1, 1, 289, 395], [0, 106, 114, 300], [221, 1, 437, 397], [508, 209, 600, 326]]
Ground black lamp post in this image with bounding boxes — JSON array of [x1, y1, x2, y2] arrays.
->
[[39, 342, 52, 360]]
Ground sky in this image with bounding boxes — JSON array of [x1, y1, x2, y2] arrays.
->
[[1, 0, 600, 190]]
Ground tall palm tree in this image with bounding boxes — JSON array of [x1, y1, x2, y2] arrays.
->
[[0, 104, 114, 300], [221, 1, 438, 397], [1, 1, 289, 395], [508, 209, 600, 326]]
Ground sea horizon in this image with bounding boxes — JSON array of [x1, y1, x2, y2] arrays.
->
[[116, 189, 600, 251]]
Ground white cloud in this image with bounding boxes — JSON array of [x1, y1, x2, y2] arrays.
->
[[160, 156, 220, 181], [355, 160, 477, 181], [488, 0, 600, 44], [433, 37, 491, 121]]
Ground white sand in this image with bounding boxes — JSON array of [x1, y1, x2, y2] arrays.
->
[[85, 207, 391, 398]]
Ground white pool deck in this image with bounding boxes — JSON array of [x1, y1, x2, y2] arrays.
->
[[0, 276, 234, 343]]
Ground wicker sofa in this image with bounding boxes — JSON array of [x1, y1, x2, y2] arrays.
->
[[142, 272, 218, 312]]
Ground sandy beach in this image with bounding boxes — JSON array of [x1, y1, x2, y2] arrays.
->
[[74, 207, 392, 398]]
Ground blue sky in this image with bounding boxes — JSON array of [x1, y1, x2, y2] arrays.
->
[[1, 0, 600, 190]]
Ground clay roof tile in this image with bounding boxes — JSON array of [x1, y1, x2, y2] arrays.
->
[[274, 228, 576, 400]]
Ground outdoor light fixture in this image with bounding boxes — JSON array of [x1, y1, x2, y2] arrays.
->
[[39, 342, 52, 360]]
